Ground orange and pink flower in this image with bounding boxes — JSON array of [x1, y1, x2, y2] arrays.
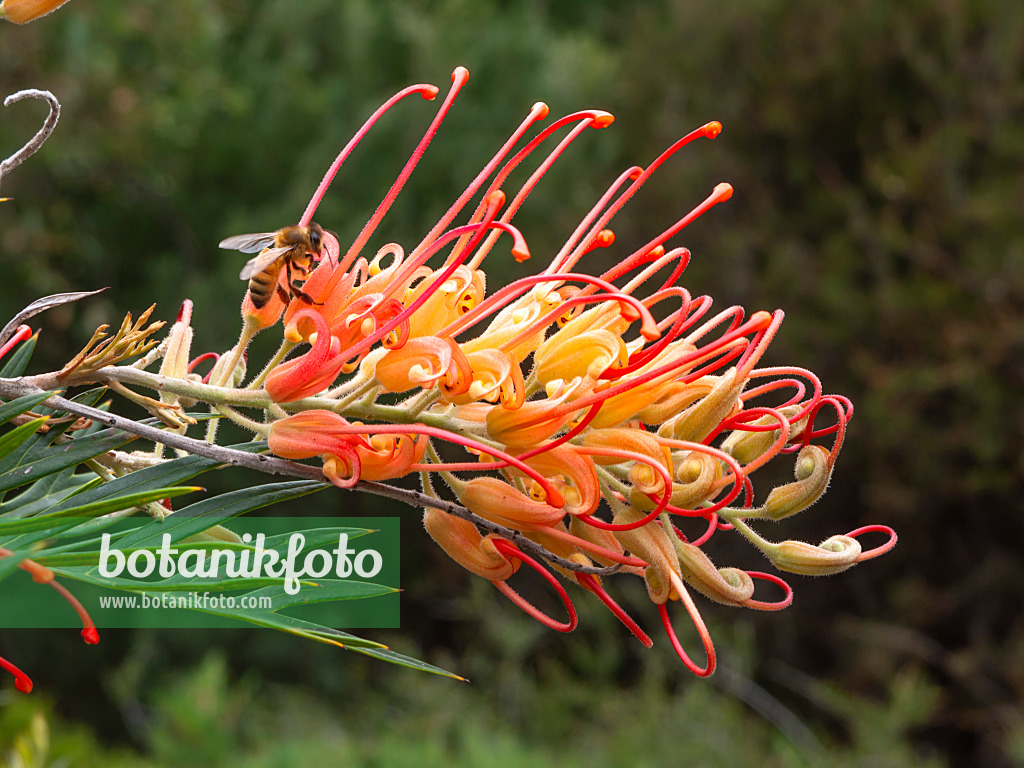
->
[[253, 67, 896, 675]]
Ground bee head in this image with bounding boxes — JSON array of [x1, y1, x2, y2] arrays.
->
[[308, 222, 325, 256]]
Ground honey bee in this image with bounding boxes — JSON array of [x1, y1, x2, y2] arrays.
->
[[219, 222, 325, 308]]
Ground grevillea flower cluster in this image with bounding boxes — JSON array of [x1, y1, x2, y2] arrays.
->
[[215, 67, 894, 674], [3, 67, 897, 685]]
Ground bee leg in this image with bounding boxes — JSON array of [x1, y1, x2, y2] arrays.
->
[[285, 259, 322, 306], [293, 287, 323, 306], [276, 284, 292, 304]]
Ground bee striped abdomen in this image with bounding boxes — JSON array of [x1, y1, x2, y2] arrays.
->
[[247, 262, 284, 308]]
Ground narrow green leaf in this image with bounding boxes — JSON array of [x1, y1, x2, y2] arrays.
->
[[0, 550, 27, 583], [48, 566, 293, 593], [41, 453, 219, 517], [350, 646, 462, 679], [192, 607, 385, 650], [45, 485, 201, 520], [0, 427, 137, 495], [116, 480, 327, 548], [260, 527, 374, 552], [0, 486, 197, 535], [0, 417, 49, 463], [233, 580, 397, 610], [0, 467, 91, 519], [0, 390, 55, 426]]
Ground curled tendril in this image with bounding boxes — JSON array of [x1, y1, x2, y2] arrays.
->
[[0, 89, 60, 192], [490, 538, 578, 632]]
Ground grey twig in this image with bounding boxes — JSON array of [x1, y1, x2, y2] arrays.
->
[[0, 378, 628, 577], [0, 89, 61, 192]]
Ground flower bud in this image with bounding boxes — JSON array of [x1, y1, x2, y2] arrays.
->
[[721, 405, 806, 466], [770, 535, 861, 576], [158, 300, 194, 408], [1, 0, 70, 24], [629, 450, 720, 512], [423, 507, 516, 582], [511, 445, 599, 517], [207, 347, 247, 389], [525, 524, 594, 585], [584, 427, 673, 498], [568, 516, 636, 571], [634, 375, 701, 425], [671, 539, 755, 606], [763, 445, 832, 520], [659, 369, 744, 443], [611, 506, 680, 604], [458, 476, 565, 530], [485, 393, 574, 447]]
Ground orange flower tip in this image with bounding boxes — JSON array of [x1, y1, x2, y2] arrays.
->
[[591, 111, 615, 129], [629, 167, 644, 181], [485, 189, 506, 209], [595, 229, 615, 248], [704, 121, 723, 139], [421, 85, 440, 100], [713, 182, 734, 202], [81, 627, 100, 645], [750, 309, 773, 328], [532, 102, 550, 119], [619, 304, 641, 322], [640, 321, 661, 341], [452, 66, 470, 84], [643, 244, 666, 263], [512, 244, 531, 262]]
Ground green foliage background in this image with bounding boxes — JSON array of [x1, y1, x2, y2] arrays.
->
[[1, 0, 1022, 765]]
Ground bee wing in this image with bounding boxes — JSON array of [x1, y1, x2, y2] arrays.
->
[[219, 232, 277, 253], [239, 247, 289, 280]]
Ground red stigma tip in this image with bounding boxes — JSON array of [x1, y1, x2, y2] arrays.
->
[[452, 66, 470, 84], [512, 245, 531, 262], [82, 627, 100, 645], [1, 656, 33, 694], [704, 121, 723, 139], [422, 85, 440, 100], [629, 167, 644, 181], [591, 112, 615, 128], [486, 189, 506, 209], [532, 102, 550, 119], [645, 244, 666, 262], [714, 182, 733, 201]]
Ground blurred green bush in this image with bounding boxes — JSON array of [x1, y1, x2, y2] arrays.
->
[[1, 0, 1022, 765]]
